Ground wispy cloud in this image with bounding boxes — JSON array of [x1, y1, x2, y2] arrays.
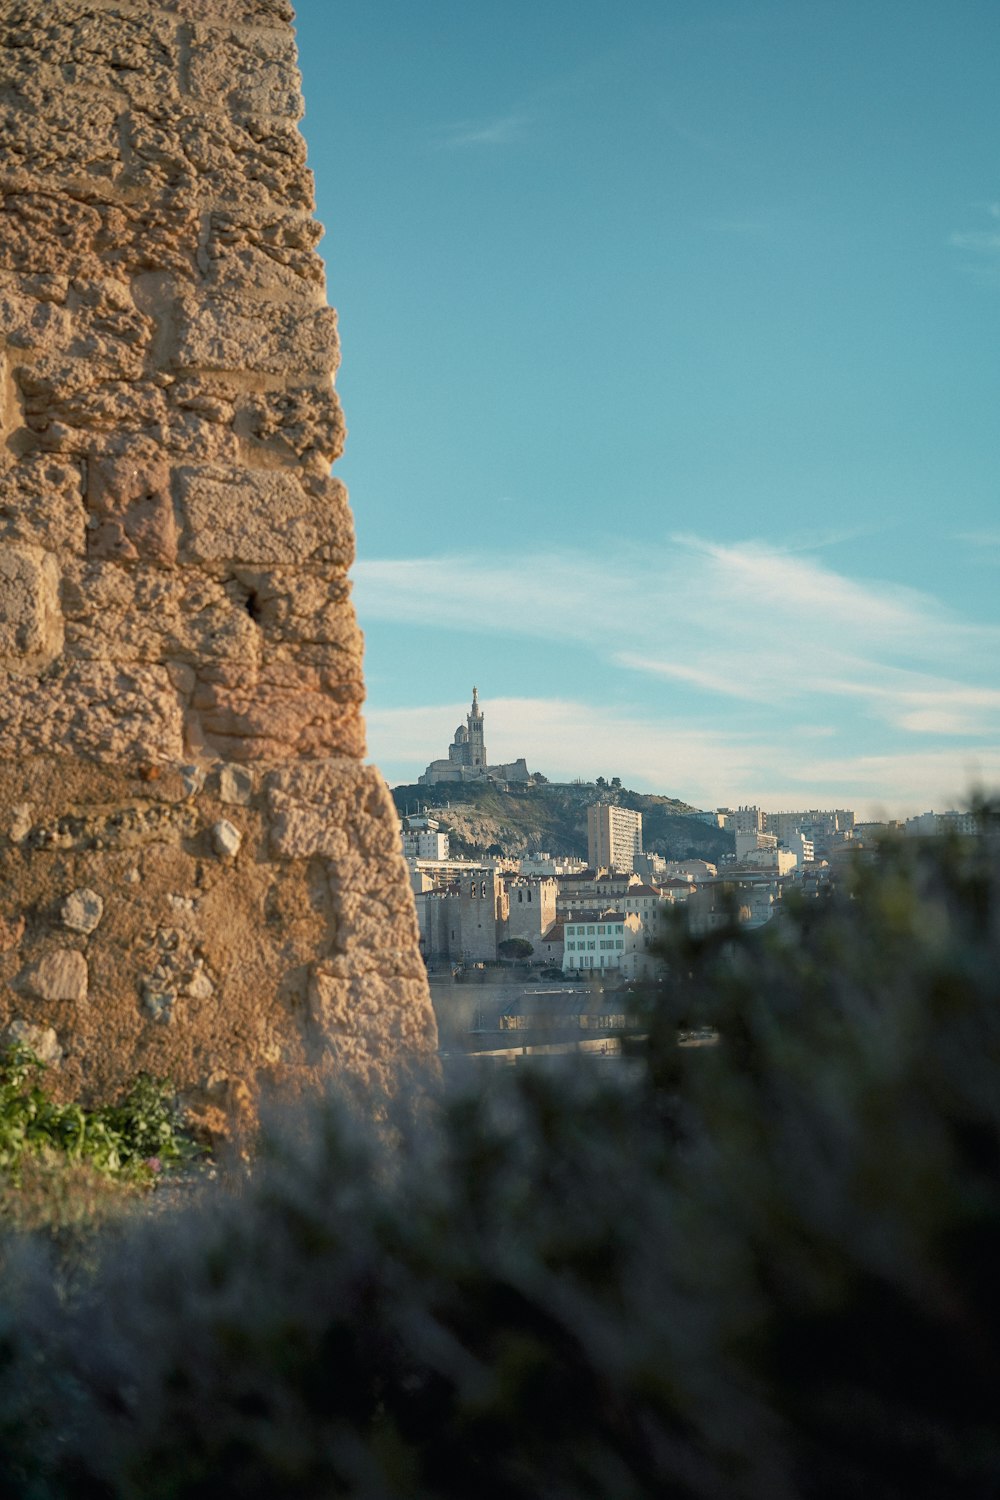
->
[[949, 204, 1000, 281], [434, 111, 531, 149], [355, 537, 1000, 811], [355, 540, 1000, 726], [949, 231, 1000, 253]]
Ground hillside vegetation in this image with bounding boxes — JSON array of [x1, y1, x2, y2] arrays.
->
[[391, 780, 733, 864]]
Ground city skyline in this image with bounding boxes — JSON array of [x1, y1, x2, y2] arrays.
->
[[295, 2, 1000, 817]]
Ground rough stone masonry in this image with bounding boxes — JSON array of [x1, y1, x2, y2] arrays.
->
[[0, 0, 436, 1129]]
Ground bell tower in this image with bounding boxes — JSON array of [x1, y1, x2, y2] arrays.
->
[[467, 687, 487, 770]]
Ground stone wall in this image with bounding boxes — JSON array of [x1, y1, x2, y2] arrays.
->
[[0, 0, 436, 1126]]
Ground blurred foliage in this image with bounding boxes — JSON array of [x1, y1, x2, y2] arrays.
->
[[1, 813, 999, 1497]]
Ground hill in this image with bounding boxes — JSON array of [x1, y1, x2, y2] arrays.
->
[[390, 780, 733, 864]]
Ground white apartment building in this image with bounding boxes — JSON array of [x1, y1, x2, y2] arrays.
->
[[402, 828, 450, 860], [784, 830, 814, 866], [723, 807, 766, 836], [562, 911, 643, 974], [743, 846, 797, 876], [905, 810, 981, 837], [587, 803, 643, 873], [734, 830, 777, 862]]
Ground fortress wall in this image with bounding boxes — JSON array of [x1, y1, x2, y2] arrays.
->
[[0, 0, 436, 1126]]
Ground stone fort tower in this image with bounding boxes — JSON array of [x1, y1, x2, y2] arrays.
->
[[0, 0, 435, 1122]]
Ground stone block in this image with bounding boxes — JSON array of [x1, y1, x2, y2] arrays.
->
[[177, 466, 353, 565], [0, 271, 74, 351], [0, 5, 179, 107], [61, 562, 262, 670], [123, 104, 312, 209], [0, 545, 63, 673], [61, 888, 105, 935], [173, 294, 337, 376], [203, 208, 326, 296], [86, 448, 177, 568], [0, 664, 186, 763], [194, 681, 365, 762], [228, 565, 359, 645], [188, 26, 302, 120], [19, 358, 171, 447], [308, 968, 437, 1052], [21, 948, 88, 1005], [237, 382, 345, 468], [0, 90, 120, 188], [219, 764, 254, 805], [0, 456, 86, 556], [0, 193, 104, 278], [210, 819, 242, 858], [268, 762, 397, 861]]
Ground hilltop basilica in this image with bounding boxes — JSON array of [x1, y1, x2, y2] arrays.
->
[[418, 688, 532, 787]]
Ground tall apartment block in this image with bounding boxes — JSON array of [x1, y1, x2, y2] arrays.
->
[[587, 804, 643, 874]]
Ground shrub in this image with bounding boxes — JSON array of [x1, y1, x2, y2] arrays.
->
[[0, 816, 998, 1497], [0, 1045, 200, 1184]]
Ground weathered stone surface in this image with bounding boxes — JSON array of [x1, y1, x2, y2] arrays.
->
[[173, 295, 337, 375], [238, 383, 345, 470], [21, 949, 88, 1005], [219, 765, 254, 805], [0, 456, 86, 556], [0, 91, 120, 188], [87, 448, 177, 568], [210, 819, 243, 858], [177, 467, 352, 565], [0, 665, 185, 762], [0, 6, 436, 1121], [203, 209, 326, 297], [61, 888, 105, 935], [0, 546, 63, 672], [161, 1, 296, 29], [188, 25, 302, 121], [0, 912, 26, 951]]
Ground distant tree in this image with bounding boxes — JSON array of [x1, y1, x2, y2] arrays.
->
[[497, 938, 533, 962], [611, 776, 622, 789], [486, 842, 504, 857], [595, 776, 607, 788]]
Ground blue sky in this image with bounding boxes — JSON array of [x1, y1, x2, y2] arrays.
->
[[295, 1, 1000, 816]]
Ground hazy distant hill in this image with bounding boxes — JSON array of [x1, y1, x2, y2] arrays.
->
[[390, 780, 733, 864]]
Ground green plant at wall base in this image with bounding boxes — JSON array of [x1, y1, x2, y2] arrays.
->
[[0, 1043, 198, 1181]]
